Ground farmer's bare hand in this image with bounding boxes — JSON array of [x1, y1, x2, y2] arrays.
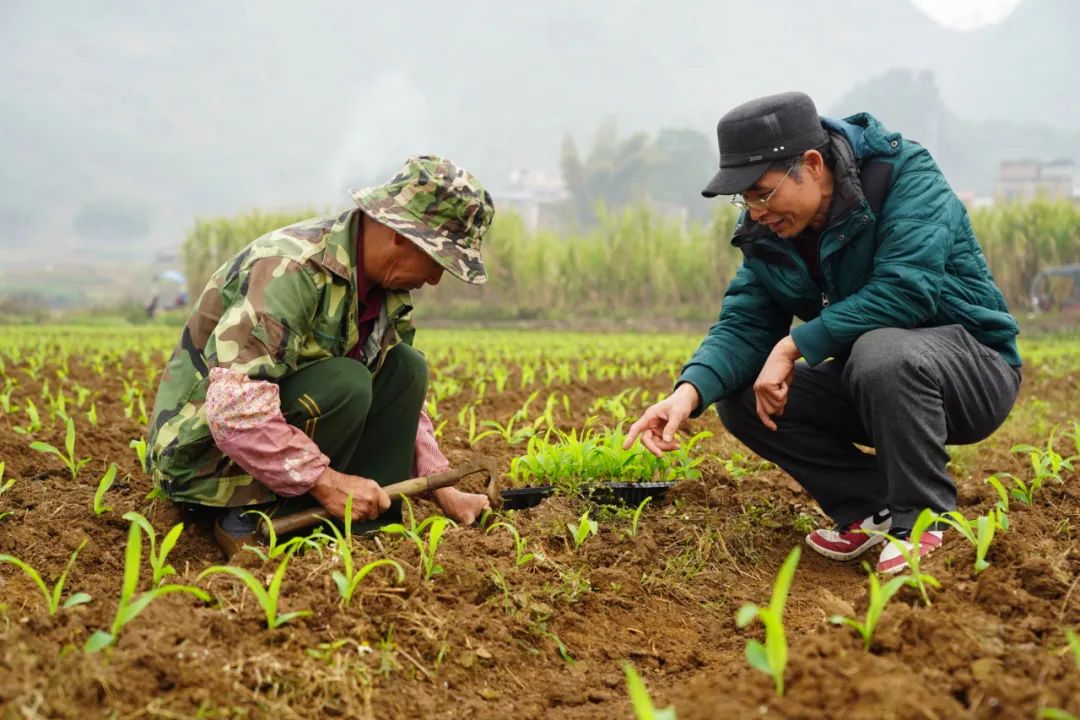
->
[[624, 383, 700, 457], [310, 467, 391, 521], [432, 486, 490, 526], [753, 336, 801, 431]]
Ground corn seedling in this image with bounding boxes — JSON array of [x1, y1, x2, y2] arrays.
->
[[623, 662, 677, 720], [566, 509, 598, 551], [29, 415, 90, 480], [984, 474, 1011, 531], [85, 521, 209, 652], [122, 511, 184, 587], [0, 380, 15, 414], [322, 494, 405, 606], [130, 437, 148, 473], [1012, 426, 1078, 485], [240, 509, 323, 560], [12, 398, 41, 436], [735, 546, 801, 696], [93, 463, 118, 516], [867, 509, 941, 606], [1038, 711, 1080, 720], [198, 550, 311, 629], [1066, 627, 1080, 670], [933, 510, 997, 575], [625, 496, 652, 538], [87, 401, 98, 427], [831, 562, 916, 650], [381, 498, 457, 580], [0, 540, 92, 615], [0, 462, 11, 522], [487, 520, 536, 567]]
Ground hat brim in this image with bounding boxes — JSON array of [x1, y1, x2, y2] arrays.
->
[[350, 187, 488, 285], [701, 162, 771, 198]]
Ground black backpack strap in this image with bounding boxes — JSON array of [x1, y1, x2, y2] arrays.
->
[[860, 159, 893, 215]]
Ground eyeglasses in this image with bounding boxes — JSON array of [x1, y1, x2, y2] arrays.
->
[[730, 162, 798, 213]]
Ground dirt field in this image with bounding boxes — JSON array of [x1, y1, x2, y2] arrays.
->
[[0, 328, 1078, 719]]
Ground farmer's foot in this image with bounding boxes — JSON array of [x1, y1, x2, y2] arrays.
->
[[805, 509, 891, 561], [214, 507, 262, 559], [876, 528, 944, 574]]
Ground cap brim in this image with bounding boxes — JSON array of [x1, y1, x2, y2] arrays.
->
[[350, 187, 488, 285], [701, 162, 771, 198]]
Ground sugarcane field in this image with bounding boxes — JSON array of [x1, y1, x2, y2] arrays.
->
[[3, 2, 1080, 719]]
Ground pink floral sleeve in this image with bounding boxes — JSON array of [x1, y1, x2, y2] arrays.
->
[[204, 368, 329, 497], [413, 409, 450, 477]]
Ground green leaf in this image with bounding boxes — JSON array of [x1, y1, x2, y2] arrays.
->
[[735, 604, 759, 628], [332, 571, 349, 599], [29, 441, 61, 457], [84, 630, 115, 653], [745, 639, 771, 675], [63, 592, 92, 608]]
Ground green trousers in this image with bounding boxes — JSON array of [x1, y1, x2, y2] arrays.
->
[[222, 343, 428, 535], [278, 344, 428, 484]]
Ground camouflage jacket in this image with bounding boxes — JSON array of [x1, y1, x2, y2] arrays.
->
[[148, 209, 415, 506]]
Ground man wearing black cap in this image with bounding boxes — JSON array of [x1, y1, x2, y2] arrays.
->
[[625, 91, 1022, 574]]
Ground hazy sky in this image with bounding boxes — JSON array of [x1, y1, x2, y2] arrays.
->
[[0, 0, 1074, 266]]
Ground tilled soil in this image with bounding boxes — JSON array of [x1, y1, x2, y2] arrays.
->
[[0, 350, 1078, 719]]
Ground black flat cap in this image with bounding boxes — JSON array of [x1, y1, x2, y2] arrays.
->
[[702, 91, 828, 198]]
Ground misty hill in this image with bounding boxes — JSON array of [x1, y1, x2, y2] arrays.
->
[[0, 0, 1076, 277]]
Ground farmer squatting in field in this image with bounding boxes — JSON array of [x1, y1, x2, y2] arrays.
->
[[626, 92, 1022, 574], [147, 157, 494, 557]]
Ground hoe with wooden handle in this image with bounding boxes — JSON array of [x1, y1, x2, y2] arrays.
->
[[258, 458, 500, 541]]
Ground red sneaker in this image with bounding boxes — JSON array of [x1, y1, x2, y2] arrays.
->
[[805, 510, 892, 561], [875, 529, 944, 574]]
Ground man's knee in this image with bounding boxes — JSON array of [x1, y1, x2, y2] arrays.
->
[[386, 343, 429, 403], [315, 356, 373, 415], [843, 328, 922, 390]]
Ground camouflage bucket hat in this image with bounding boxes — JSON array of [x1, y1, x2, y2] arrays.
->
[[349, 155, 494, 285]]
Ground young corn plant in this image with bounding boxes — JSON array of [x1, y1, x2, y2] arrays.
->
[[380, 498, 457, 580], [93, 463, 118, 516], [831, 562, 916, 650], [566, 509, 598, 551], [626, 496, 653, 538], [0, 540, 92, 615], [86, 401, 98, 427], [993, 471, 1040, 506], [0, 380, 15, 414], [240, 509, 325, 560], [85, 521, 209, 652], [487, 520, 536, 567], [623, 662, 678, 720], [322, 494, 405, 606], [735, 546, 801, 696], [933, 510, 997, 575], [130, 437, 149, 474], [29, 415, 91, 480], [199, 550, 312, 629], [12, 398, 42, 436], [0, 462, 12, 522], [984, 474, 1011, 531], [867, 509, 941, 606], [122, 512, 184, 587]]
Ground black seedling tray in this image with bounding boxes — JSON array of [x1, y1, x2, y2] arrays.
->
[[499, 481, 676, 511]]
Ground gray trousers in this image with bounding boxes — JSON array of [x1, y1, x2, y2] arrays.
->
[[716, 326, 1021, 529]]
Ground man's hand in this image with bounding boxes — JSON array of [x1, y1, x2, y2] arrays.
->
[[432, 486, 490, 526], [753, 336, 801, 431], [310, 467, 391, 521], [623, 383, 700, 458]]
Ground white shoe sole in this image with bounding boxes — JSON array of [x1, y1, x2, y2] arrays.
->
[[805, 531, 887, 561]]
